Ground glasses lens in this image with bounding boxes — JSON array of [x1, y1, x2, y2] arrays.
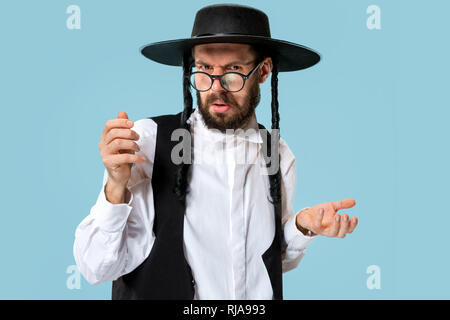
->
[[222, 73, 244, 92], [190, 73, 211, 91]]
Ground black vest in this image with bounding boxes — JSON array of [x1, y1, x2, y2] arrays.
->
[[112, 111, 283, 299]]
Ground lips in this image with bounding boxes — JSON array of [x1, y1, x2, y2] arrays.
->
[[211, 102, 231, 113], [211, 100, 230, 107]]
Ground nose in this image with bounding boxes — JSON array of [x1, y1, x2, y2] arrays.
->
[[211, 78, 225, 92], [211, 68, 227, 92]]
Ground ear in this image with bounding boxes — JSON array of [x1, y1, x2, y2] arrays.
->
[[258, 57, 273, 84]]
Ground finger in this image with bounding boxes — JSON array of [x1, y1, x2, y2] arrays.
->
[[105, 138, 140, 154], [337, 214, 350, 238], [329, 214, 340, 237], [347, 217, 358, 234], [104, 128, 140, 145], [101, 118, 134, 140], [331, 198, 356, 212], [314, 208, 325, 232], [117, 111, 128, 120], [101, 146, 135, 158], [103, 153, 147, 169]]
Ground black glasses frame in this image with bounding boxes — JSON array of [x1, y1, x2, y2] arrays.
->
[[188, 60, 263, 93]]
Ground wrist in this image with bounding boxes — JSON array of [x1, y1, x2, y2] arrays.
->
[[296, 222, 314, 236], [296, 210, 316, 237], [105, 179, 128, 204]]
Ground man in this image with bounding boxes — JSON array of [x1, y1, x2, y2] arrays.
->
[[74, 4, 358, 300]]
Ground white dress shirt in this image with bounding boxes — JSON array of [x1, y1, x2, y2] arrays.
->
[[73, 108, 316, 299]]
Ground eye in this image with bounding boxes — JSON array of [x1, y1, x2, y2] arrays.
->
[[230, 65, 241, 71]]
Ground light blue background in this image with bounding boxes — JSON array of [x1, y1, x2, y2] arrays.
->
[[0, 0, 448, 299]]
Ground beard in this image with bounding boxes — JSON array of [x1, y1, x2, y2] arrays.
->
[[196, 80, 261, 133]]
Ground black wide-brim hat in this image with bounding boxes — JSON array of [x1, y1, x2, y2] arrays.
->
[[140, 3, 321, 72]]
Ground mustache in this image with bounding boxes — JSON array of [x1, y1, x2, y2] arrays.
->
[[205, 93, 237, 107]]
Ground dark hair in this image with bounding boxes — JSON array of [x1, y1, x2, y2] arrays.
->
[[268, 55, 281, 205], [172, 53, 194, 203], [174, 45, 281, 207]]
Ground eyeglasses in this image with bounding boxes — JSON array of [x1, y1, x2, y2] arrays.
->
[[188, 61, 263, 93]]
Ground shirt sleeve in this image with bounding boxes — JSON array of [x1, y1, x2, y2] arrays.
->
[[279, 137, 317, 273], [73, 118, 158, 285]]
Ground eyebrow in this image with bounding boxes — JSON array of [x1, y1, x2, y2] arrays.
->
[[194, 60, 253, 67]]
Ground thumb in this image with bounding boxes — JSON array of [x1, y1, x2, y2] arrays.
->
[[117, 111, 128, 120], [331, 198, 356, 211]]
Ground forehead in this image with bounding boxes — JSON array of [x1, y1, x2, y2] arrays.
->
[[192, 43, 254, 64]]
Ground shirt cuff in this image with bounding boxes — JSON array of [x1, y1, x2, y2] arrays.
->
[[284, 208, 317, 251], [92, 184, 134, 232]]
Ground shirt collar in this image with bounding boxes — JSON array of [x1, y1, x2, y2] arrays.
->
[[188, 108, 263, 144]]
